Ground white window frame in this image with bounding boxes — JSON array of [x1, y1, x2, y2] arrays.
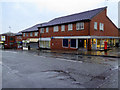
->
[[100, 23, 104, 31], [70, 39, 77, 48], [94, 22, 97, 30], [23, 33, 25, 37], [76, 22, 84, 30], [62, 39, 69, 48], [46, 27, 49, 33], [68, 24, 73, 31], [19, 36, 22, 39], [26, 33, 29, 37], [30, 32, 33, 37], [40, 28, 44, 33], [35, 32, 38, 36], [61, 25, 65, 31], [54, 26, 59, 32]]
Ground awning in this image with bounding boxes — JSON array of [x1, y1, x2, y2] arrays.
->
[[22, 40, 29, 43], [0, 41, 4, 44], [29, 38, 39, 42], [39, 38, 51, 41]]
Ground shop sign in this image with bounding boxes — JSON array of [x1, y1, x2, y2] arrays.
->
[[1, 36, 5, 41]]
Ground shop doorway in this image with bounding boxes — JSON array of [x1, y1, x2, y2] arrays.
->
[[78, 39, 84, 48]]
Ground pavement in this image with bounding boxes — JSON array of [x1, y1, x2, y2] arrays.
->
[[1, 49, 119, 88], [40, 47, 120, 58]]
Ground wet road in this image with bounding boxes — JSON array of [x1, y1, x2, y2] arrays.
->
[[1, 49, 119, 88]]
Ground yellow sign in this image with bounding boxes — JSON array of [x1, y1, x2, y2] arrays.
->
[[1, 36, 5, 41], [0, 41, 4, 44]]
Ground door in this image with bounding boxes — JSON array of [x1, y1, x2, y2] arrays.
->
[[30, 42, 38, 49], [78, 39, 84, 48]]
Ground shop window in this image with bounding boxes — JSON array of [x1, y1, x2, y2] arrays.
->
[[68, 24, 73, 31], [61, 25, 65, 31], [63, 39, 68, 47], [70, 39, 76, 48], [76, 22, 84, 30]]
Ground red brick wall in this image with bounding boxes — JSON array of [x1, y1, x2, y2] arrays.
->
[[51, 39, 77, 50], [22, 31, 39, 40], [90, 8, 119, 36], [39, 21, 89, 38], [4, 36, 16, 49]]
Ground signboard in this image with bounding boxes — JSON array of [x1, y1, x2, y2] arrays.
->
[[1, 36, 5, 41]]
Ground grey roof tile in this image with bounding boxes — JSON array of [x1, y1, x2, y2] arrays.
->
[[42, 7, 106, 27]]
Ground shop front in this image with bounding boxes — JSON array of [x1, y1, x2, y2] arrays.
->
[[39, 38, 51, 49], [16, 41, 22, 49], [54, 36, 119, 51], [22, 40, 30, 50], [0, 41, 4, 49], [29, 38, 39, 50]]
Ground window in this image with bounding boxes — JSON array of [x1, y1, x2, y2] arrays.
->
[[30, 32, 33, 37], [46, 27, 49, 33], [26, 33, 29, 37], [70, 39, 76, 48], [40, 28, 44, 33], [63, 39, 68, 47], [17, 36, 21, 39], [76, 22, 84, 30], [54, 26, 59, 32], [68, 24, 73, 31], [99, 23, 104, 31], [10, 42, 13, 45], [10, 37, 13, 41], [61, 25, 65, 31], [35, 32, 38, 36], [94, 22, 97, 30], [19, 36, 21, 39], [23, 33, 25, 37]]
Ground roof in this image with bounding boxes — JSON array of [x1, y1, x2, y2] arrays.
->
[[1, 32, 15, 36], [41, 7, 107, 27], [22, 24, 42, 33], [15, 33, 22, 36]]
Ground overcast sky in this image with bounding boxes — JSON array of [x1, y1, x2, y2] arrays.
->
[[0, 0, 119, 34]]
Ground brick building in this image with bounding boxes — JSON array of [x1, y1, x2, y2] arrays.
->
[[0, 32, 16, 49], [21, 24, 41, 50], [15, 32, 22, 49], [38, 7, 119, 50]]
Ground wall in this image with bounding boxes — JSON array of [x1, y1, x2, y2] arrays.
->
[[22, 31, 39, 40], [90, 8, 119, 36], [4, 36, 16, 49], [39, 21, 89, 38]]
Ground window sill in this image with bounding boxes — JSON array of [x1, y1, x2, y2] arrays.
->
[[76, 29, 84, 30]]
